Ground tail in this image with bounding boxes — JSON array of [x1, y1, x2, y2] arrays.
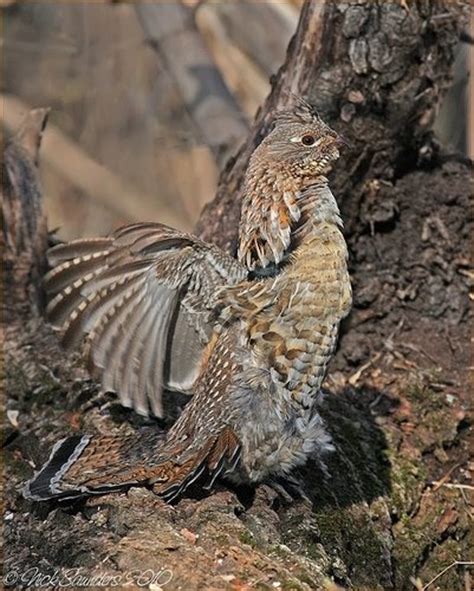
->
[[23, 428, 241, 503]]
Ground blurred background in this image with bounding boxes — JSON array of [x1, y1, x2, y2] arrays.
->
[[2, 0, 471, 241]]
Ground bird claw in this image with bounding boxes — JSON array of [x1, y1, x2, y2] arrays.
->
[[262, 474, 310, 506]]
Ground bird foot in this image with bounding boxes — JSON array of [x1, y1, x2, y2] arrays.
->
[[261, 474, 310, 506]]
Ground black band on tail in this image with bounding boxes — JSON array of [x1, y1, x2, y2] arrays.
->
[[23, 435, 90, 501]]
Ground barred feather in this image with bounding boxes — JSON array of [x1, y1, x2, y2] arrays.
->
[[23, 426, 241, 502], [44, 222, 246, 417], [26, 103, 350, 506]]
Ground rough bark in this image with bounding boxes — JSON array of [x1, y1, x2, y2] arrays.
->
[[2, 108, 49, 321], [3, 2, 472, 590]]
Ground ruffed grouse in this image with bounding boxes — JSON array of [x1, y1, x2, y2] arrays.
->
[[24, 99, 352, 503]]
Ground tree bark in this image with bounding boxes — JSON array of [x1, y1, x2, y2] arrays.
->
[[4, 2, 472, 590], [2, 108, 49, 321]]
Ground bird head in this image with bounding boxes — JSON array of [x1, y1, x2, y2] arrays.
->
[[259, 98, 343, 181], [239, 98, 346, 273]]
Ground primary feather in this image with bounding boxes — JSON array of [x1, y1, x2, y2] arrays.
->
[[45, 223, 246, 417]]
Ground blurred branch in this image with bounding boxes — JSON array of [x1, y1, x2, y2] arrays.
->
[[2, 108, 49, 318], [13, 107, 50, 165], [201, 1, 298, 78], [459, 30, 473, 44], [1, 94, 184, 229], [134, 0, 248, 164], [196, 5, 269, 116]]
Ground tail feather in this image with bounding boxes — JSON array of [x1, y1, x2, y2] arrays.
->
[[24, 427, 241, 503], [24, 435, 93, 501]]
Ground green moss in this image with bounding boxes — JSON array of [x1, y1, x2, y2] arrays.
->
[[270, 544, 291, 559], [314, 508, 386, 589], [212, 533, 232, 547], [304, 540, 327, 563], [7, 357, 67, 411], [280, 579, 306, 591], [239, 530, 258, 549], [279, 514, 328, 567], [416, 538, 466, 590], [392, 496, 467, 588], [389, 454, 428, 517], [406, 381, 448, 416], [294, 571, 321, 589], [5, 450, 32, 480], [388, 379, 460, 515], [30, 372, 67, 409], [5, 360, 30, 400], [387, 378, 470, 588]]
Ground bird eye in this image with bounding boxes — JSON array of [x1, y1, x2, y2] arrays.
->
[[301, 134, 316, 146]]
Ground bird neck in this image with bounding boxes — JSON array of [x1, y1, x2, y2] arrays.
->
[[238, 158, 342, 274], [292, 181, 343, 248]]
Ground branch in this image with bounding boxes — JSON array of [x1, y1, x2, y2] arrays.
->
[[200, 1, 298, 78], [2, 108, 49, 318], [134, 1, 248, 163], [195, 5, 269, 117], [1, 94, 185, 229]]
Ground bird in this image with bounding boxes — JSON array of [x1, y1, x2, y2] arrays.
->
[[24, 99, 352, 503]]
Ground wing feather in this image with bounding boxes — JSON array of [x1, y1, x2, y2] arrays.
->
[[99, 289, 150, 407], [141, 290, 179, 417], [44, 222, 247, 417], [47, 238, 112, 265]]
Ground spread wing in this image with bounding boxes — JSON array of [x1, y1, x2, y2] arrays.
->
[[45, 222, 247, 417]]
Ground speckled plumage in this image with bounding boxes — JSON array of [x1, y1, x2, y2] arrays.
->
[[24, 100, 352, 503]]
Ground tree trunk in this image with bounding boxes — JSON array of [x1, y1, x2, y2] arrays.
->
[[2, 108, 49, 321], [4, 2, 472, 590]]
